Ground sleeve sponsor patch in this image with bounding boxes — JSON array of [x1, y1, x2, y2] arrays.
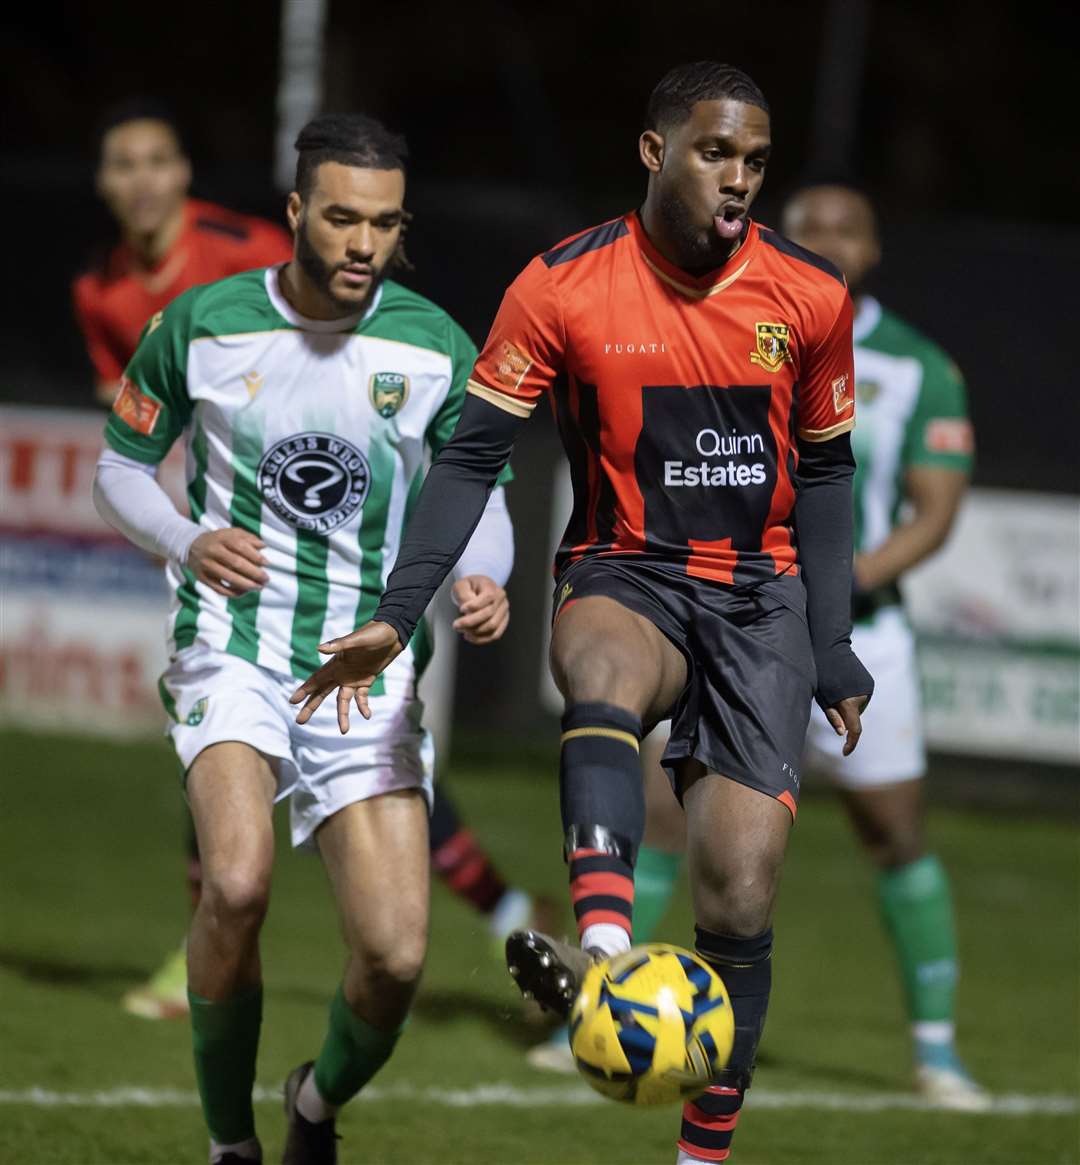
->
[[925, 417, 974, 454], [493, 341, 533, 391], [832, 372, 853, 414], [112, 376, 162, 436]]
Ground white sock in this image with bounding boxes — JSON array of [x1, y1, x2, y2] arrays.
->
[[209, 1136, 261, 1163], [581, 923, 631, 959], [296, 1068, 337, 1124], [913, 1020, 955, 1045], [489, 888, 533, 941], [676, 1150, 711, 1164]]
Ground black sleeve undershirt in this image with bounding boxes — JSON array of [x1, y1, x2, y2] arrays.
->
[[792, 431, 875, 710], [374, 393, 526, 645]]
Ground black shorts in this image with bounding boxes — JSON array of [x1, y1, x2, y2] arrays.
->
[[552, 556, 816, 818]]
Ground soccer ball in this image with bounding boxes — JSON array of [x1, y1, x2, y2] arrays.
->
[[568, 943, 734, 1106]]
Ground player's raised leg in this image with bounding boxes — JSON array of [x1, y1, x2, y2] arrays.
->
[[527, 726, 686, 1073], [284, 789, 429, 1163], [187, 743, 278, 1165], [507, 595, 685, 1014]]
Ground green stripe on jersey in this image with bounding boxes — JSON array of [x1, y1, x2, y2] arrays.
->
[[174, 416, 210, 651], [224, 421, 265, 662], [290, 532, 330, 678], [353, 432, 397, 699]]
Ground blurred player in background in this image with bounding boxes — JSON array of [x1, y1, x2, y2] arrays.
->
[[291, 63, 874, 1164], [73, 99, 293, 406], [72, 99, 293, 1022], [93, 112, 515, 1164], [529, 181, 983, 1114], [787, 181, 981, 1108]]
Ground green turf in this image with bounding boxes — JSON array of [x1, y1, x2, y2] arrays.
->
[[1, 729, 1077, 1164]]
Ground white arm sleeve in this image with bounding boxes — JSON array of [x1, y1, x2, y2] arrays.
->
[[92, 448, 202, 565], [452, 485, 514, 587]]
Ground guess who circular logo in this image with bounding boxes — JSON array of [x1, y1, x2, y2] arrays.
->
[[258, 433, 371, 533]]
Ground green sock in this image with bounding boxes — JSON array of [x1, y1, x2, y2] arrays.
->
[[877, 854, 959, 1023], [313, 986, 404, 1107], [188, 986, 262, 1144], [633, 846, 683, 943]]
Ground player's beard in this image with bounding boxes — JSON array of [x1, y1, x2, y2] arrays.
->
[[295, 218, 385, 315], [658, 184, 739, 274]]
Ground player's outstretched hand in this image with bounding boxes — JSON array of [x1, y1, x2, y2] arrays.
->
[[451, 575, 510, 645], [825, 694, 870, 756], [188, 528, 268, 597], [289, 621, 404, 733]]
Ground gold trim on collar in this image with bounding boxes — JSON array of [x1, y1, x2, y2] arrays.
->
[[641, 254, 750, 299]]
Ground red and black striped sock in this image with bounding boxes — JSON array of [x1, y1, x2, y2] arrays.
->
[[560, 702, 644, 949], [429, 785, 508, 914], [677, 927, 773, 1162], [678, 1082, 743, 1162]]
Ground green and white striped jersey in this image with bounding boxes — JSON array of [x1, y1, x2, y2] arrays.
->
[[105, 266, 500, 682], [850, 296, 973, 618]]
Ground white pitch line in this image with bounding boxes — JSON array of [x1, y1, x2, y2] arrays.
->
[[0, 1084, 1075, 1116]]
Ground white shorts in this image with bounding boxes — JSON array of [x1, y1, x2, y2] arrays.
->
[[160, 644, 434, 850], [803, 607, 925, 788]]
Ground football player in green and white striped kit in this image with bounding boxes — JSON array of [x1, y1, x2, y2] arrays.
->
[[786, 182, 984, 1109], [93, 114, 514, 1164]]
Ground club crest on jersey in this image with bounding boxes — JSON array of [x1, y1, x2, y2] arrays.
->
[[369, 371, 409, 418], [749, 322, 793, 373], [258, 432, 371, 534], [185, 698, 208, 727]]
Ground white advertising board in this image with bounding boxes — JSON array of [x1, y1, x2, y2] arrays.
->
[[0, 406, 182, 737]]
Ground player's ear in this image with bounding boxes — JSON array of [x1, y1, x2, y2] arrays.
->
[[286, 191, 302, 234], [639, 131, 664, 174]]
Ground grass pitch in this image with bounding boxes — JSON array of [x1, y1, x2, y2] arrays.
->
[[0, 729, 1077, 1164]]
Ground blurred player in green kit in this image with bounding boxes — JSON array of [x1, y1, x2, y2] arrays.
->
[[528, 180, 986, 1111]]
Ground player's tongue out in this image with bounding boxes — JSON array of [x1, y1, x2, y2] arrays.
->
[[714, 206, 745, 241]]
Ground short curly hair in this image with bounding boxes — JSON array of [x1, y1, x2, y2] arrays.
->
[[645, 62, 769, 133]]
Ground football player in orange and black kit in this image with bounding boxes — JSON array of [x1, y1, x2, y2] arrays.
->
[[73, 100, 294, 407], [292, 62, 873, 1162]]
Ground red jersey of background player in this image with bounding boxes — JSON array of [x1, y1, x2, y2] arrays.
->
[[467, 211, 854, 587], [72, 197, 291, 389]]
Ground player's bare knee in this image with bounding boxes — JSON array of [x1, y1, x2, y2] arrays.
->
[[357, 937, 426, 996], [874, 827, 925, 870], [201, 867, 271, 934], [694, 861, 780, 937]]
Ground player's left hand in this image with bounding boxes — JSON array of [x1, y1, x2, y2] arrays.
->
[[451, 575, 509, 645], [826, 694, 870, 756]]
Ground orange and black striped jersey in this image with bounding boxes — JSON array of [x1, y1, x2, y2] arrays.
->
[[467, 211, 855, 585]]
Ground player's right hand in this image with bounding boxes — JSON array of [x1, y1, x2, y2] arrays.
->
[[187, 528, 269, 597], [290, 621, 404, 733]]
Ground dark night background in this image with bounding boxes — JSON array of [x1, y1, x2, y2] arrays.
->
[[3, 1, 1076, 736]]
